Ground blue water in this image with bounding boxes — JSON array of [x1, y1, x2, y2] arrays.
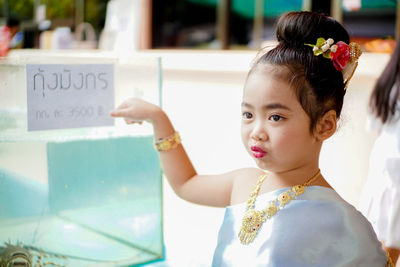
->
[[0, 169, 49, 218], [0, 135, 164, 266]]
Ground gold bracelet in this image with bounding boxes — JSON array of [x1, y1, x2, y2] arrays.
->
[[154, 132, 181, 152], [386, 251, 394, 267]]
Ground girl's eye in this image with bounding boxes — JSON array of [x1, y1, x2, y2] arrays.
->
[[269, 114, 283, 122], [242, 112, 253, 120]]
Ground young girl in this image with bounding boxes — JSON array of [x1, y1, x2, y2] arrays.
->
[[359, 36, 400, 266], [111, 11, 388, 266]]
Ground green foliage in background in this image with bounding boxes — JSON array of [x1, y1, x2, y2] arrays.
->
[[0, 0, 34, 20], [85, 0, 109, 34], [41, 0, 74, 19], [0, 0, 108, 34], [0, 0, 74, 20]]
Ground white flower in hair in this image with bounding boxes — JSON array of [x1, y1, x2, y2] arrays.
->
[[321, 44, 330, 52]]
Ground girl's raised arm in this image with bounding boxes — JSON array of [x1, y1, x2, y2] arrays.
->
[[110, 97, 240, 207]]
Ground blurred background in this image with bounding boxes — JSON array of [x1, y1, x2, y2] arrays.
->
[[0, 0, 398, 266], [0, 0, 397, 52]]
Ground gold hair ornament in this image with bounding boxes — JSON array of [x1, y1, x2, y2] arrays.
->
[[305, 38, 362, 89], [238, 170, 321, 245], [154, 131, 181, 152]]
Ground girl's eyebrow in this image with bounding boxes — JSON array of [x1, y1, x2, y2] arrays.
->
[[241, 102, 292, 111]]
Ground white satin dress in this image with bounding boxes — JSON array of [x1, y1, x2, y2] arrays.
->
[[212, 186, 387, 267]]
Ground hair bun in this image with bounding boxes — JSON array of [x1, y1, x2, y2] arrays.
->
[[276, 12, 349, 49]]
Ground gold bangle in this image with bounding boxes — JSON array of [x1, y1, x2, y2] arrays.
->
[[386, 251, 394, 267], [154, 132, 181, 152]]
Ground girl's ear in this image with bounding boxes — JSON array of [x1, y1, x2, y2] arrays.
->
[[315, 110, 337, 141]]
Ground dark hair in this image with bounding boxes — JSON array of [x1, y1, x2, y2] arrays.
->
[[6, 17, 20, 28], [369, 37, 400, 124], [250, 11, 350, 132]]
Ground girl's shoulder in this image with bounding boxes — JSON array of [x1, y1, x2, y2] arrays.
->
[[292, 186, 377, 238], [276, 192, 387, 265]]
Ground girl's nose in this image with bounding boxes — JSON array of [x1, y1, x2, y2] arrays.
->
[[250, 121, 268, 141]]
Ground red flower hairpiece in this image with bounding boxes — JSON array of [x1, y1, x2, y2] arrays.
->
[[305, 38, 362, 88], [305, 38, 353, 71]]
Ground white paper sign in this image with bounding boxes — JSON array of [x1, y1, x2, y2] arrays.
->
[[27, 64, 114, 131]]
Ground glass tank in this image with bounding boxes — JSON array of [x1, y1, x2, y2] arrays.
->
[[0, 53, 163, 266]]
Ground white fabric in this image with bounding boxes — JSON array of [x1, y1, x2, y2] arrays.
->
[[359, 102, 400, 248]]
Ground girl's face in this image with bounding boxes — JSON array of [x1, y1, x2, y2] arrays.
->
[[241, 67, 322, 172]]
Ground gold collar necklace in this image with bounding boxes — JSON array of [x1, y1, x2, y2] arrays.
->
[[238, 170, 321, 245]]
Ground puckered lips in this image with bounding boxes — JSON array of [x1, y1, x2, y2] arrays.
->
[[250, 146, 266, 158]]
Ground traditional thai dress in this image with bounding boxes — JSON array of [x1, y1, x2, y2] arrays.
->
[[213, 186, 387, 266]]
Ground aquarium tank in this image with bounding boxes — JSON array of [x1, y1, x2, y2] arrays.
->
[[0, 52, 163, 266]]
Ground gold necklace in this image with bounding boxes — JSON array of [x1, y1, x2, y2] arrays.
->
[[238, 170, 321, 245]]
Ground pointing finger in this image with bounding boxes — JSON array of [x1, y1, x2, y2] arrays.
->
[[110, 109, 128, 117]]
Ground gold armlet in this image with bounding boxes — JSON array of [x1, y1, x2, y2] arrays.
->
[[154, 132, 181, 152]]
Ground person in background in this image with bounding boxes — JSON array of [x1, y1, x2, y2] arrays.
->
[[359, 36, 400, 266], [0, 17, 21, 57]]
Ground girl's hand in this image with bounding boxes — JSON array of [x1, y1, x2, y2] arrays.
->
[[110, 97, 161, 125]]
